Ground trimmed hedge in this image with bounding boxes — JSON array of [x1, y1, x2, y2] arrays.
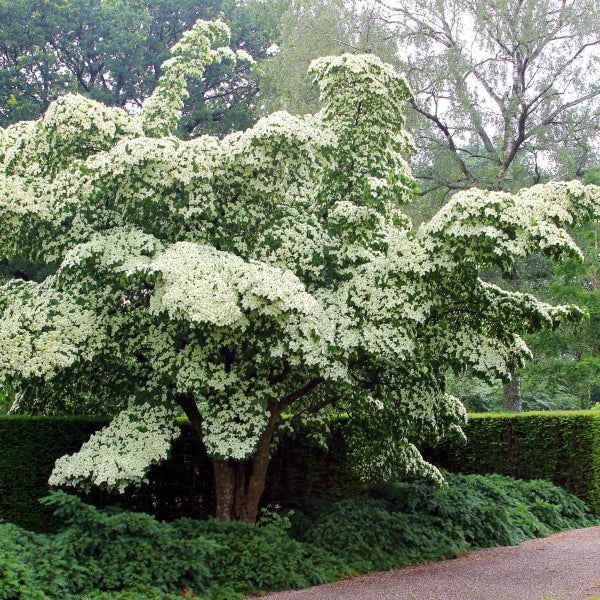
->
[[0, 417, 217, 531], [2, 411, 600, 532], [0, 416, 109, 531], [0, 417, 358, 532], [424, 411, 600, 513]]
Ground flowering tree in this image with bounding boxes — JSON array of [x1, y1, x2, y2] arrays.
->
[[1, 19, 599, 523]]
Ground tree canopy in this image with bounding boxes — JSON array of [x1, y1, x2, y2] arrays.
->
[[378, 0, 600, 198], [1, 18, 600, 522], [0, 0, 277, 135]]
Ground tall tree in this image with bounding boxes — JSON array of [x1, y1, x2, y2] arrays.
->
[[2, 20, 599, 522], [377, 0, 600, 198]]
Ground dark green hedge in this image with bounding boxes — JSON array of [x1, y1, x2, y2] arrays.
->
[[423, 411, 600, 513], [0, 417, 357, 532], [0, 417, 219, 532], [0, 416, 109, 531], [2, 411, 600, 532]]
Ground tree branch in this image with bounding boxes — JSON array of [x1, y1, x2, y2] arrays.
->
[[269, 361, 290, 385], [290, 395, 339, 421], [176, 393, 203, 437], [280, 377, 323, 408], [410, 98, 478, 185]]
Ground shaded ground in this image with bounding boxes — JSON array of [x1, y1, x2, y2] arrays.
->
[[246, 525, 600, 600]]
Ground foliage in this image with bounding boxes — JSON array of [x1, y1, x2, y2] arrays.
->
[[0, 521, 54, 600], [0, 474, 595, 599], [2, 17, 600, 521], [295, 472, 596, 572], [172, 514, 342, 594], [0, 0, 276, 135], [295, 495, 467, 571], [0, 383, 12, 415], [49, 404, 181, 492], [0, 491, 344, 600], [40, 492, 216, 596], [446, 372, 584, 413], [478, 217, 600, 410], [78, 591, 186, 600], [425, 411, 600, 513], [521, 219, 600, 407]]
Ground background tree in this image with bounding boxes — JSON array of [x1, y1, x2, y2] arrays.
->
[[0, 0, 277, 135], [257, 0, 398, 115], [2, 20, 599, 523], [372, 0, 600, 410], [377, 0, 600, 197]]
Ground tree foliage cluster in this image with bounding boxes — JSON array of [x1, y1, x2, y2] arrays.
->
[[380, 0, 600, 196], [1, 16, 600, 521]]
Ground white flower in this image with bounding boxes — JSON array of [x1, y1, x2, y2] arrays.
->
[[49, 402, 180, 492], [1, 20, 599, 489]]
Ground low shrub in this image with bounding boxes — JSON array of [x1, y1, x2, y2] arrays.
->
[[172, 515, 344, 595], [0, 473, 596, 600], [293, 472, 596, 573], [0, 521, 54, 600], [0, 493, 347, 600], [41, 492, 216, 596], [295, 497, 467, 572]]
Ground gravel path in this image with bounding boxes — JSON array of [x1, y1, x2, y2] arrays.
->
[[246, 525, 600, 600]]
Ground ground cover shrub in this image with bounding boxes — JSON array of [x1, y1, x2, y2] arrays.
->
[[171, 514, 344, 595], [293, 472, 598, 572], [78, 590, 193, 600], [0, 492, 217, 600], [0, 521, 55, 600], [0, 493, 347, 600], [41, 492, 216, 596], [0, 473, 596, 599], [294, 497, 467, 572]]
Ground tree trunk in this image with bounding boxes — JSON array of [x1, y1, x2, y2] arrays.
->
[[503, 372, 522, 412], [177, 387, 307, 523], [213, 401, 284, 523], [213, 459, 247, 522], [212, 449, 270, 523]]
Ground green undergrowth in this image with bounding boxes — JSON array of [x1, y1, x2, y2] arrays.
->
[[1, 473, 597, 600]]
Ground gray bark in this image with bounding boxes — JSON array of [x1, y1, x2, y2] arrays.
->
[[503, 372, 522, 412]]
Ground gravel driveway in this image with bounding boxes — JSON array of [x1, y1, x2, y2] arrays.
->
[[246, 525, 600, 600]]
